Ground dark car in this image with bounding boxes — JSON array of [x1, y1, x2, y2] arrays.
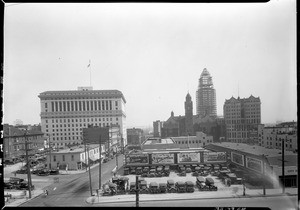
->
[[159, 183, 167, 193], [139, 180, 149, 194], [196, 176, 208, 191], [185, 181, 195, 193], [16, 181, 35, 190], [49, 169, 59, 175], [37, 169, 50, 176], [167, 179, 176, 193], [129, 182, 137, 194], [136, 167, 143, 175], [175, 181, 186, 193], [205, 177, 218, 191], [142, 167, 149, 173], [16, 168, 28, 174], [123, 167, 129, 175], [149, 182, 159, 194], [4, 182, 14, 190]]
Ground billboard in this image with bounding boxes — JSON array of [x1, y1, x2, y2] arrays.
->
[[245, 157, 263, 173], [203, 152, 226, 163], [231, 152, 244, 166], [125, 154, 149, 165], [83, 127, 109, 144], [178, 152, 200, 163], [151, 153, 174, 164]]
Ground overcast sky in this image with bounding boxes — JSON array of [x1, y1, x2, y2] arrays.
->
[[3, 1, 297, 128]]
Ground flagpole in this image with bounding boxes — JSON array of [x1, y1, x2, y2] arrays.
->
[[89, 60, 92, 86]]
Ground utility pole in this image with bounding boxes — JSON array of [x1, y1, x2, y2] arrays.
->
[[48, 134, 52, 170], [99, 135, 102, 190], [282, 136, 285, 194], [135, 175, 139, 207], [24, 132, 32, 199], [262, 155, 266, 196], [87, 144, 93, 196]]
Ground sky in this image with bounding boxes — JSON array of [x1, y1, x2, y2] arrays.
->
[[3, 1, 297, 128]]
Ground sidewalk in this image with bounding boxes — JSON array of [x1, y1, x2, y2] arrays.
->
[[85, 187, 298, 205], [4, 189, 44, 207]]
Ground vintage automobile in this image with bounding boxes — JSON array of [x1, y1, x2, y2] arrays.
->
[[226, 173, 238, 184], [167, 179, 176, 193], [136, 167, 143, 175], [163, 166, 170, 176], [205, 177, 218, 191], [49, 169, 59, 175], [129, 182, 137, 194], [102, 182, 117, 196], [139, 180, 149, 194], [4, 182, 14, 190], [130, 167, 136, 175], [142, 166, 149, 173], [159, 183, 167, 193], [178, 171, 186, 176], [186, 167, 192, 173], [175, 181, 186, 193], [191, 164, 197, 172], [8, 177, 25, 189], [148, 169, 156, 177], [196, 176, 208, 191], [112, 176, 129, 194], [149, 182, 160, 194], [156, 167, 163, 177], [16, 167, 28, 174], [185, 181, 195, 193], [37, 169, 50, 176], [16, 181, 35, 190], [192, 171, 199, 177], [123, 167, 130, 175]]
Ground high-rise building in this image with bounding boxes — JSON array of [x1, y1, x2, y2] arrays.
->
[[38, 87, 127, 149], [185, 93, 194, 135], [196, 68, 217, 117], [223, 95, 261, 143], [153, 120, 164, 137]]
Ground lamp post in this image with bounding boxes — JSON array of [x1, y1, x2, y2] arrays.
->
[[282, 136, 285, 194], [262, 154, 266, 196]]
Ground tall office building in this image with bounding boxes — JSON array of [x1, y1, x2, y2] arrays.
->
[[223, 95, 261, 143], [38, 87, 127, 149], [196, 68, 217, 117], [185, 93, 194, 135]]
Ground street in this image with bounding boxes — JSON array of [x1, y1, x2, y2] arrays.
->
[[92, 195, 298, 210], [19, 154, 123, 206]]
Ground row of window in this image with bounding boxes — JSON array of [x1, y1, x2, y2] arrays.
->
[[46, 100, 119, 112], [176, 139, 212, 144], [46, 117, 118, 124]]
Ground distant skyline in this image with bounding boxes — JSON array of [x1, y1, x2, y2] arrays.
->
[[3, 1, 297, 128]]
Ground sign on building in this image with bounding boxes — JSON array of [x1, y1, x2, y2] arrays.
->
[[178, 152, 200, 163], [231, 152, 244, 166], [245, 157, 263, 173], [83, 127, 109, 144], [125, 154, 149, 165], [203, 152, 226, 163], [151, 153, 174, 164]]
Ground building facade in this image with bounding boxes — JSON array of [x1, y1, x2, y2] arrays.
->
[[38, 87, 127, 149], [185, 93, 194, 135], [153, 120, 164, 137], [223, 95, 261, 143], [46, 144, 105, 170], [3, 124, 45, 160], [258, 121, 297, 152], [196, 68, 217, 117], [127, 128, 144, 146]]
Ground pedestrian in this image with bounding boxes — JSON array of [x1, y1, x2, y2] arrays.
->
[[44, 189, 48, 196]]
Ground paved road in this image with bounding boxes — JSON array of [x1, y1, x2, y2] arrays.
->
[[20, 155, 124, 207], [92, 195, 298, 210]]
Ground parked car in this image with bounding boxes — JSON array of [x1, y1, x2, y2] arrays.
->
[[205, 177, 218, 191], [167, 179, 176, 193], [175, 181, 186, 193], [196, 176, 208, 191], [149, 182, 160, 194], [159, 183, 167, 193], [49, 169, 59, 175], [136, 167, 143, 175], [16, 181, 35, 190], [123, 167, 129, 175], [37, 169, 50, 176], [139, 180, 149, 194], [4, 182, 14, 190], [129, 182, 137, 194], [185, 181, 195, 193]]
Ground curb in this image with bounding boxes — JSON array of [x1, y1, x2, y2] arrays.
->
[[85, 192, 298, 205]]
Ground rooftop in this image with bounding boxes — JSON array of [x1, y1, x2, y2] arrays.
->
[[51, 144, 99, 154], [143, 138, 175, 145]]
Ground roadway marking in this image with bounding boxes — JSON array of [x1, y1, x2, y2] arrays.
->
[[53, 187, 56, 191]]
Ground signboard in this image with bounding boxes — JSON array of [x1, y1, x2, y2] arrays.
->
[[125, 154, 149, 165], [83, 127, 109, 144], [231, 152, 244, 166], [177, 152, 200, 163], [151, 153, 174, 164], [245, 157, 263, 173], [203, 152, 226, 163]]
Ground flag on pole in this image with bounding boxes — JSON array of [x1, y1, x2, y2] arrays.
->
[[87, 60, 91, 68]]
